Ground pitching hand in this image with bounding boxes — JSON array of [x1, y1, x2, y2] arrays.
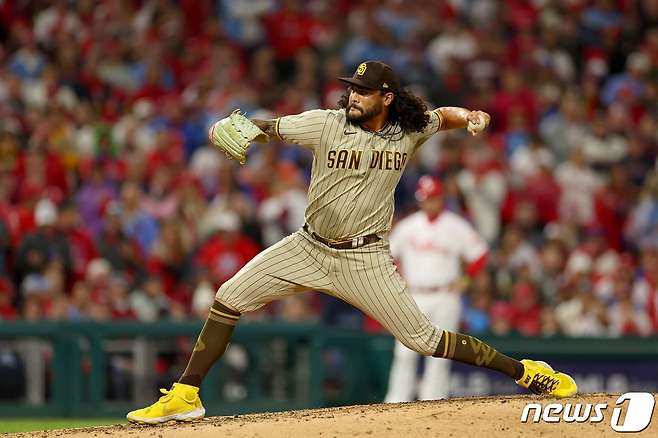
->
[[466, 110, 490, 136]]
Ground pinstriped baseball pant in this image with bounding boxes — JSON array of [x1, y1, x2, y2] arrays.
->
[[215, 228, 444, 356]]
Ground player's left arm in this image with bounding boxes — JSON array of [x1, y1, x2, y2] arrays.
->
[[448, 219, 489, 293], [251, 120, 277, 138], [434, 107, 490, 136]]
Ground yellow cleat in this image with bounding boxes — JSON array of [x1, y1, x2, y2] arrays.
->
[[126, 383, 205, 424], [516, 359, 578, 398]]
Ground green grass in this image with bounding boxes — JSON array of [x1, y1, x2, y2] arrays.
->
[[0, 419, 124, 434]]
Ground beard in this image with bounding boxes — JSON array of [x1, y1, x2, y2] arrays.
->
[[346, 101, 383, 124]]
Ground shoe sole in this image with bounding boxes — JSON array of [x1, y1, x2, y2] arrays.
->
[[127, 407, 206, 425]]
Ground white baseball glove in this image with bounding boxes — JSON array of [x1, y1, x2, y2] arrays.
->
[[208, 110, 268, 165]]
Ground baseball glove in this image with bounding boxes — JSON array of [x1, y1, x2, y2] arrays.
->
[[208, 110, 268, 165]]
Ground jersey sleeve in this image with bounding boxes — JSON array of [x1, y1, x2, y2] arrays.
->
[[275, 109, 329, 152], [457, 219, 488, 262], [410, 109, 443, 149]]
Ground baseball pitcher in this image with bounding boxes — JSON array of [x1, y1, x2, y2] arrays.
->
[[127, 61, 577, 424], [385, 176, 488, 402]]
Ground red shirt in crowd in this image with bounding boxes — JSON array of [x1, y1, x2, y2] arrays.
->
[[263, 7, 315, 60], [195, 233, 260, 287], [509, 283, 542, 336], [0, 277, 16, 320], [66, 227, 98, 282], [492, 86, 538, 131]]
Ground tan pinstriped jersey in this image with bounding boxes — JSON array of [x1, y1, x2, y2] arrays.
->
[[275, 108, 443, 240]]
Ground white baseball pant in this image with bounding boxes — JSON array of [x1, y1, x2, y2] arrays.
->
[[384, 290, 462, 401]]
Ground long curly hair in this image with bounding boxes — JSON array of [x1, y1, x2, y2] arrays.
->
[[337, 87, 430, 133]]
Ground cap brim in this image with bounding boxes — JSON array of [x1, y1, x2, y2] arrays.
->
[[338, 77, 380, 90]]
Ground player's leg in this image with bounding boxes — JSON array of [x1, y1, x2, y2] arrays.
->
[[384, 339, 419, 402], [384, 292, 436, 402], [127, 232, 332, 424], [383, 294, 433, 402], [335, 245, 576, 397], [176, 232, 332, 389], [418, 292, 461, 400], [331, 246, 442, 355]]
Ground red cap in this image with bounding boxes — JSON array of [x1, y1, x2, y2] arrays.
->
[[415, 176, 443, 202]]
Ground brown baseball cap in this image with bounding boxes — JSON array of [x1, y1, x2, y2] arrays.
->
[[338, 61, 400, 93]]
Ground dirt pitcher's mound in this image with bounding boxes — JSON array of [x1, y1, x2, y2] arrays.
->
[[11, 393, 658, 438]]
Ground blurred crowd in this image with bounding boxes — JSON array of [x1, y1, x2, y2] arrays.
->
[[0, 0, 657, 338]]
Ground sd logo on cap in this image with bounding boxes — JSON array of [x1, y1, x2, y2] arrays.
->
[[339, 61, 400, 93]]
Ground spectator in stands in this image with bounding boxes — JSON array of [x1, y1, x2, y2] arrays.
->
[[0, 0, 656, 335], [494, 225, 541, 295], [58, 199, 97, 282], [555, 147, 602, 226], [581, 114, 628, 168], [536, 240, 566, 304], [0, 277, 16, 320], [108, 274, 137, 320], [508, 272, 542, 336], [594, 163, 636, 250], [15, 198, 72, 285], [67, 281, 93, 321], [540, 307, 559, 337], [0, 218, 9, 276], [625, 172, 658, 249], [257, 171, 307, 247], [19, 273, 51, 320], [117, 182, 159, 255], [489, 301, 513, 336], [86, 257, 112, 307], [630, 237, 658, 334], [608, 266, 652, 336], [539, 92, 589, 162], [554, 250, 610, 336], [190, 270, 216, 320], [602, 52, 651, 106], [130, 275, 170, 322], [76, 161, 118, 238], [195, 211, 260, 288], [461, 270, 493, 335], [456, 141, 506, 243]]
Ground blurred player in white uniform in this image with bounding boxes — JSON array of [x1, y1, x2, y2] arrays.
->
[[385, 176, 488, 401]]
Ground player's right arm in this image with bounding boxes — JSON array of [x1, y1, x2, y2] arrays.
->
[[251, 109, 330, 152], [435, 107, 490, 133], [451, 217, 489, 292]]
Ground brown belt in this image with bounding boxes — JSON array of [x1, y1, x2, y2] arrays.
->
[[303, 224, 380, 250], [411, 285, 453, 294]]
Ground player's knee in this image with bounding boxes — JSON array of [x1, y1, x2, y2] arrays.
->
[[215, 280, 244, 313], [396, 332, 438, 357], [414, 342, 438, 357]]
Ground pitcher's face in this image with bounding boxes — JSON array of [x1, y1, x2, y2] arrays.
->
[[346, 86, 392, 124]]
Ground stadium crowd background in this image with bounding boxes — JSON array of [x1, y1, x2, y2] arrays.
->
[[0, 0, 657, 339]]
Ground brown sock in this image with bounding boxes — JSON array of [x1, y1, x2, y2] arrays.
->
[[433, 330, 524, 380], [178, 300, 241, 387]]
